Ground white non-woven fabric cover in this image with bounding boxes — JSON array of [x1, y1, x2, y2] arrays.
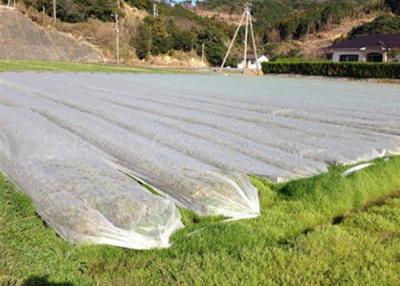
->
[[0, 105, 183, 249], [1, 72, 400, 249]]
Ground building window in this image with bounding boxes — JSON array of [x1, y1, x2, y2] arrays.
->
[[366, 53, 383, 62], [339, 54, 359, 62]]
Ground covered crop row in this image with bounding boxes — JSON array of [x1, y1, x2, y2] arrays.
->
[[262, 62, 400, 79]]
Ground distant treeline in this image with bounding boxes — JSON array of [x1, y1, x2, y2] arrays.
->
[[135, 15, 236, 66], [130, 0, 236, 65], [14, 0, 118, 22]]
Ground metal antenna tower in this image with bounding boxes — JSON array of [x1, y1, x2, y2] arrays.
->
[[220, 2, 260, 74]]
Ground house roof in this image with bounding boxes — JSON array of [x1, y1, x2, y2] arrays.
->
[[327, 33, 400, 50]]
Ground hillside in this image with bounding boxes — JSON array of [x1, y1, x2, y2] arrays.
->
[[195, 0, 396, 59], [2, 1, 223, 66], [0, 0, 398, 65], [0, 6, 103, 62], [349, 14, 400, 38], [269, 13, 381, 58]]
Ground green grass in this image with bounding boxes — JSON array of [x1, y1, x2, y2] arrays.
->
[[1, 156, 400, 285], [0, 60, 186, 74]]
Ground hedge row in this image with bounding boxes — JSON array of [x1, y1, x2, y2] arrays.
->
[[262, 62, 400, 79]]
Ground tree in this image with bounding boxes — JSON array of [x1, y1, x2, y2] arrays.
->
[[166, 20, 195, 51], [196, 25, 227, 66], [145, 16, 173, 55], [388, 48, 400, 62], [82, 0, 115, 22], [135, 23, 152, 59]]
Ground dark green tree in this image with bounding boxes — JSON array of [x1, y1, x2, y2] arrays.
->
[[196, 25, 228, 66], [166, 20, 195, 51], [135, 23, 152, 59], [144, 16, 173, 55]]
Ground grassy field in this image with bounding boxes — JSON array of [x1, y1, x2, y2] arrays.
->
[[1, 156, 400, 285], [0, 60, 186, 74]]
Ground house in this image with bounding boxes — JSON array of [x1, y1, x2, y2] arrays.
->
[[237, 55, 269, 70], [324, 33, 400, 62]]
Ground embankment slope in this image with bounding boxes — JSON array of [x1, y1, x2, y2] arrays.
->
[[0, 6, 103, 62]]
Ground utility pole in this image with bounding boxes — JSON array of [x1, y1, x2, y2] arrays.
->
[[114, 0, 121, 65], [220, 3, 260, 75], [42, 4, 45, 23], [52, 0, 56, 24], [243, 5, 249, 74], [249, 9, 260, 73], [153, 3, 158, 17], [201, 43, 205, 63], [153, 0, 159, 18]]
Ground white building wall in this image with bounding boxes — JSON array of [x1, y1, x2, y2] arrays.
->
[[332, 50, 364, 62], [331, 47, 388, 62], [238, 56, 269, 70]]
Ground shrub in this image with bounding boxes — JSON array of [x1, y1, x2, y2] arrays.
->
[[262, 62, 400, 79], [388, 48, 400, 62]]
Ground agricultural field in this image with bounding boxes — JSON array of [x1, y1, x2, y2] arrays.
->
[[0, 60, 174, 73], [1, 63, 400, 285], [1, 158, 400, 285]]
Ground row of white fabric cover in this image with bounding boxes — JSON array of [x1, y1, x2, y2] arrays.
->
[[0, 105, 183, 249]]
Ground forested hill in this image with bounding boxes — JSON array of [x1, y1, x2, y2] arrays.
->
[[196, 0, 399, 59], [1, 0, 399, 65], [197, 0, 392, 41]]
